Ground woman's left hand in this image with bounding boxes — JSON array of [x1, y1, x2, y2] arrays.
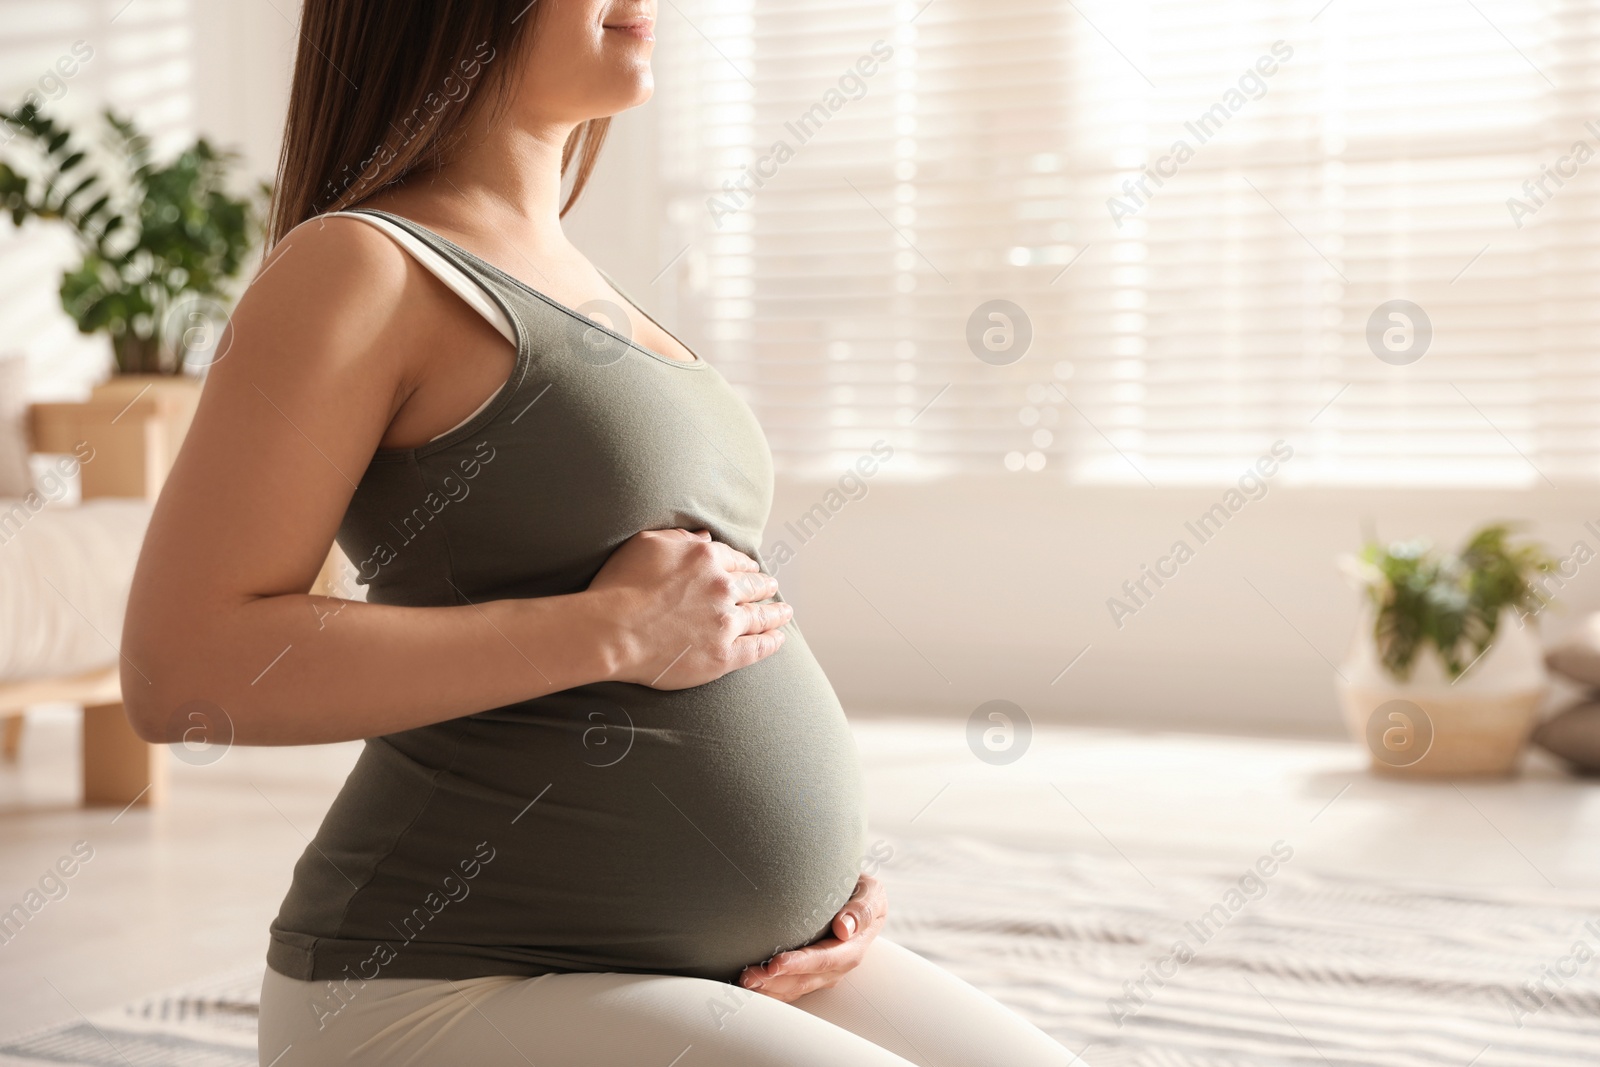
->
[[738, 874, 888, 1002]]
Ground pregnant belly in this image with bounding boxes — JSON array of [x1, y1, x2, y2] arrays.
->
[[296, 626, 867, 983]]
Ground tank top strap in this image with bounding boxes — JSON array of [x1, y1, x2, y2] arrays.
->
[[330, 209, 518, 346]]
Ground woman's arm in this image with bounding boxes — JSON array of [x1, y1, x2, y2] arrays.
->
[[122, 217, 789, 746]]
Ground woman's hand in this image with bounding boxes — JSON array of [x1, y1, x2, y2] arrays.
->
[[587, 528, 792, 689], [737, 875, 888, 1002]]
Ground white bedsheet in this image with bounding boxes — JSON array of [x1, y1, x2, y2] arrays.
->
[[0, 498, 152, 683]]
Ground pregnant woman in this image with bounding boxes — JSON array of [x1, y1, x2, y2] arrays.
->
[[123, 1, 1076, 1064]]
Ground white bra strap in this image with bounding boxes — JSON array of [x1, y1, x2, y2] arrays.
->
[[325, 211, 516, 346], [325, 211, 513, 442]]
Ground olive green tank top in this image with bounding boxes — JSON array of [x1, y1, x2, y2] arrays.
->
[[265, 209, 866, 985]]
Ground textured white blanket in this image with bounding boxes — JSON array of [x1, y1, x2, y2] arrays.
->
[[884, 834, 1600, 1066], [0, 498, 151, 683]]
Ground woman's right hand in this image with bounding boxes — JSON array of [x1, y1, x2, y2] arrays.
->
[[587, 528, 792, 689]]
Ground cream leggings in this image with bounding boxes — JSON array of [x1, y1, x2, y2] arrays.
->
[[258, 938, 1081, 1066]]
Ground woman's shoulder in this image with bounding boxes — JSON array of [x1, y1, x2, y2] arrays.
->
[[228, 212, 446, 379], [268, 212, 417, 299]]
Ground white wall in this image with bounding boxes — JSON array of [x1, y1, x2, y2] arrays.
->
[[190, 0, 296, 186], [764, 479, 1599, 735]]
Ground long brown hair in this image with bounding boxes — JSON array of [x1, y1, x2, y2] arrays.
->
[[268, 0, 610, 246]]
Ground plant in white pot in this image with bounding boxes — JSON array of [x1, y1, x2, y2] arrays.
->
[[1336, 525, 1554, 777]]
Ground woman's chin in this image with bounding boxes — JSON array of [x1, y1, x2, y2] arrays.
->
[[617, 66, 654, 107], [593, 76, 654, 117]]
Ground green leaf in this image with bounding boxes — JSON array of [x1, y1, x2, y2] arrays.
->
[[1360, 523, 1553, 682], [79, 192, 111, 223], [59, 174, 96, 212]]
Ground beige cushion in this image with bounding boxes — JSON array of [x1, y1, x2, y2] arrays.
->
[[1532, 700, 1600, 774], [0, 353, 33, 497], [1545, 614, 1600, 688]]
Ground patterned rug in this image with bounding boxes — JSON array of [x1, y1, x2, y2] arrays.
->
[[0, 969, 260, 1066], [2, 836, 1595, 1066]]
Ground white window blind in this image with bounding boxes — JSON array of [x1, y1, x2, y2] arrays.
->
[[657, 0, 1600, 485]]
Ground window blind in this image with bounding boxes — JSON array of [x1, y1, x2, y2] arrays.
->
[[657, 0, 1600, 485]]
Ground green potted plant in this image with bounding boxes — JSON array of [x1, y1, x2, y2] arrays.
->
[[0, 103, 269, 378], [1337, 524, 1555, 777]]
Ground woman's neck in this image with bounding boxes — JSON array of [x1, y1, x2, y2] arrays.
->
[[436, 119, 574, 230], [371, 115, 578, 246]]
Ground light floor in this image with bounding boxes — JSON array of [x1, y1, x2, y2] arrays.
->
[[1, 708, 1597, 1040]]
